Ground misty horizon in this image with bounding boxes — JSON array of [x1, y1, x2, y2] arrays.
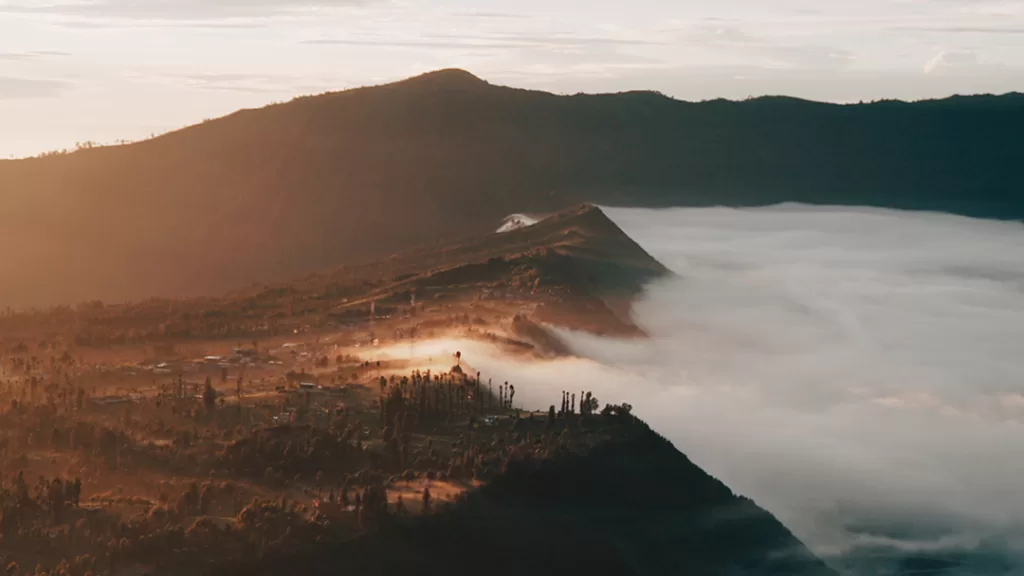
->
[[4, 0, 1024, 158]]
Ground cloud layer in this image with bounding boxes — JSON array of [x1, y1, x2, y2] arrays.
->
[[0, 0, 372, 20], [380, 205, 1024, 570], [0, 76, 70, 98], [584, 206, 1024, 553]]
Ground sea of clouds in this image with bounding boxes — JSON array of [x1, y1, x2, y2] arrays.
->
[[380, 204, 1024, 570]]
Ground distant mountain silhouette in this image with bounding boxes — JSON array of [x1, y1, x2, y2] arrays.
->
[[1, 68, 1021, 307]]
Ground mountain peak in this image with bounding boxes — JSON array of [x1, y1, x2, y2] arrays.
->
[[399, 68, 488, 89]]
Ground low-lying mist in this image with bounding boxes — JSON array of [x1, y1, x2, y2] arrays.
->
[[588, 206, 1024, 562], [380, 204, 1024, 569]]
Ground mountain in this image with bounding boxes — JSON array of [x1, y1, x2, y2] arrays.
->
[[308, 202, 670, 335], [45, 205, 669, 350], [316, 202, 669, 293], [1, 69, 1021, 307], [217, 417, 838, 576]]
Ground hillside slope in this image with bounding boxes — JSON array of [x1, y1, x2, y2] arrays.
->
[[9, 205, 667, 349], [1, 69, 1021, 306], [217, 418, 838, 576]]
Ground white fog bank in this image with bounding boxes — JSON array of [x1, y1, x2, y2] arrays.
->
[[379, 205, 1024, 563], [574, 205, 1024, 556]]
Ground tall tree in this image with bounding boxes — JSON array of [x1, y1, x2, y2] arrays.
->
[[202, 377, 216, 414]]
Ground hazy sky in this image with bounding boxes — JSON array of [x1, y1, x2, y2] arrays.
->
[[1, 0, 1023, 157]]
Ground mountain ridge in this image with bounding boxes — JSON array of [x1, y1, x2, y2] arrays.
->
[[18, 204, 668, 350], [1, 68, 1021, 307]]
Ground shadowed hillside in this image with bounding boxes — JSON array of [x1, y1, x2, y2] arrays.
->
[[299, 203, 669, 296], [217, 418, 838, 576], [1, 69, 1021, 306]]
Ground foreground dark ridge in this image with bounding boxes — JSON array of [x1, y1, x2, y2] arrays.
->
[[216, 413, 837, 576], [1, 68, 1021, 307]]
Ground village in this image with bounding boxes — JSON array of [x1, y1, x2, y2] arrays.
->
[[0, 201, 667, 576], [0, 298, 634, 576]]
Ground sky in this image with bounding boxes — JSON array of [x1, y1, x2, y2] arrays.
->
[[374, 204, 1024, 568], [1, 0, 1023, 158]]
